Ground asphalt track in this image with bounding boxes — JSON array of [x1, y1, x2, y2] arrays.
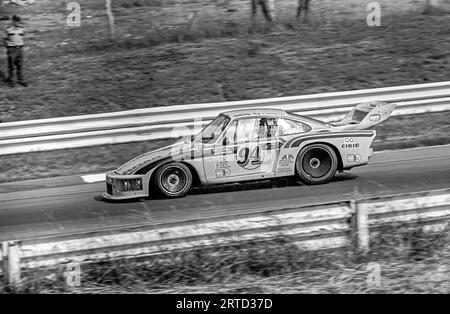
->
[[0, 145, 449, 241]]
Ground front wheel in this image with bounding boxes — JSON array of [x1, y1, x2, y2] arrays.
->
[[295, 144, 338, 185], [153, 162, 192, 198]]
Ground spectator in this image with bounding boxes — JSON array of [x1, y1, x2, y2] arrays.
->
[[3, 14, 27, 87], [296, 0, 310, 19], [251, 0, 273, 23]]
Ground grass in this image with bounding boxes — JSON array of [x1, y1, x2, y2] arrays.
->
[[373, 111, 450, 150], [0, 111, 448, 183], [1, 223, 448, 293], [0, 0, 449, 121]]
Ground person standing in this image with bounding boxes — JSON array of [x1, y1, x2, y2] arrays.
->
[[251, 0, 273, 23], [3, 15, 27, 87], [296, 0, 310, 20]]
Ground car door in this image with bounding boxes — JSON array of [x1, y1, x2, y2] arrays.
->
[[203, 116, 279, 183]]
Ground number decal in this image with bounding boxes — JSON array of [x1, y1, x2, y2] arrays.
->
[[237, 146, 263, 170], [250, 145, 261, 165], [237, 147, 250, 166]]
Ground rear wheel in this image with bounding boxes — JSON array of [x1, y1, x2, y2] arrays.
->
[[296, 144, 338, 185], [154, 162, 192, 198]]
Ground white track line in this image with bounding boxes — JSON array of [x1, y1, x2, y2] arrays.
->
[[81, 173, 106, 183]]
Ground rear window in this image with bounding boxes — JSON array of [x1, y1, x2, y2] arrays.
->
[[277, 118, 311, 136], [352, 109, 368, 122]]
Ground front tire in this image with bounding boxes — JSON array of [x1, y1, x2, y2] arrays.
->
[[296, 144, 338, 185], [153, 162, 192, 198]]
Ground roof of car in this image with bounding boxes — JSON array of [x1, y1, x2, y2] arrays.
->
[[223, 108, 288, 118]]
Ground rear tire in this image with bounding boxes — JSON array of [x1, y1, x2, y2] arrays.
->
[[153, 162, 192, 198], [296, 144, 338, 185]]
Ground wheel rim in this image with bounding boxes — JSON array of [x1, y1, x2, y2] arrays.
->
[[160, 167, 188, 194], [301, 147, 333, 178]]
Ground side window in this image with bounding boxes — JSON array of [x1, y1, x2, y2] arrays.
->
[[222, 119, 237, 145], [223, 118, 259, 145], [277, 118, 311, 136], [235, 118, 257, 143], [255, 117, 277, 140]]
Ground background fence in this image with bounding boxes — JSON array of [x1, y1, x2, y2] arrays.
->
[[0, 81, 449, 155]]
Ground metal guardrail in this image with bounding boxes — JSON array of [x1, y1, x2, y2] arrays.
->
[[1, 188, 449, 287], [0, 82, 449, 155]]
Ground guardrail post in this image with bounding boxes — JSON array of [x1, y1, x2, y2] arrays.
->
[[1, 241, 7, 278], [3, 241, 22, 290], [355, 201, 370, 253]]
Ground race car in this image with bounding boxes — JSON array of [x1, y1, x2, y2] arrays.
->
[[103, 101, 395, 200]]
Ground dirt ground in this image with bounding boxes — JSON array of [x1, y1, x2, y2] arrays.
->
[[0, 0, 449, 121]]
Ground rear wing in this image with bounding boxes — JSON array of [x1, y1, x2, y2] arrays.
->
[[331, 101, 396, 131]]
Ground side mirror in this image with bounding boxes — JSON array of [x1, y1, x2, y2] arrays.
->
[[222, 137, 230, 146]]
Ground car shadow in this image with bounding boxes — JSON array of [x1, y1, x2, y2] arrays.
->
[[188, 172, 359, 196], [95, 194, 145, 204], [96, 172, 359, 202]]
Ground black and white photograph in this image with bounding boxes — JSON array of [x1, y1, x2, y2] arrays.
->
[[0, 0, 449, 297]]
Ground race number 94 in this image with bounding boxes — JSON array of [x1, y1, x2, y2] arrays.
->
[[237, 146, 262, 169]]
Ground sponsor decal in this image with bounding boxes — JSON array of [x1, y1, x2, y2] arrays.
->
[[342, 143, 360, 148], [279, 154, 294, 168], [342, 137, 360, 148], [215, 161, 231, 178], [277, 153, 294, 174]]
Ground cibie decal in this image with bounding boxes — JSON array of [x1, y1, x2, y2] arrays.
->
[[237, 145, 263, 170], [342, 143, 360, 148], [342, 137, 360, 148]]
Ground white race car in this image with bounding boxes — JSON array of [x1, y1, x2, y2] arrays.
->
[[103, 101, 395, 200]]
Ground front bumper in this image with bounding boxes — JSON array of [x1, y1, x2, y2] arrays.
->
[[102, 171, 148, 200]]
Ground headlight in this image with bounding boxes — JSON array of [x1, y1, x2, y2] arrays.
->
[[121, 178, 143, 192], [135, 178, 143, 190]]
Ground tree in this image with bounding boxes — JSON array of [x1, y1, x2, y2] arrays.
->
[[105, 0, 115, 41]]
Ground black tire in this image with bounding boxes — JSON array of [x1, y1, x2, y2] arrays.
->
[[295, 144, 338, 185], [153, 162, 192, 198]]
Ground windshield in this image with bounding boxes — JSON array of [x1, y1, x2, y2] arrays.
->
[[195, 114, 230, 144]]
